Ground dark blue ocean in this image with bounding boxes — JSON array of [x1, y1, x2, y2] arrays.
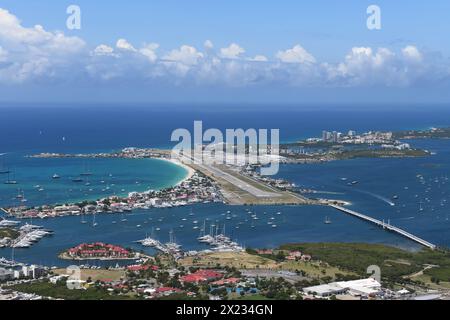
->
[[1, 104, 450, 266]]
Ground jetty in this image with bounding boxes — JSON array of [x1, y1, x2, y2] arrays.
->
[[329, 204, 436, 250]]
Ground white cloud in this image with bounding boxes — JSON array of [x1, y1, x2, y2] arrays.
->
[[0, 9, 85, 54], [248, 55, 268, 62], [139, 43, 159, 62], [402, 45, 422, 62], [0, 8, 85, 83], [163, 45, 203, 65], [93, 44, 115, 56], [0, 8, 446, 89], [116, 38, 136, 52], [204, 40, 214, 49], [325, 46, 430, 87], [220, 43, 245, 59], [276, 45, 316, 64]]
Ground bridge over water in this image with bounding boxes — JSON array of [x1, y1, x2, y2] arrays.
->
[[329, 204, 436, 250]]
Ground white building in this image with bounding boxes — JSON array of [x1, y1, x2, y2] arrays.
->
[[303, 282, 347, 297], [303, 278, 381, 298]]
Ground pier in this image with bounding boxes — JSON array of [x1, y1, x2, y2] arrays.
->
[[329, 204, 436, 250]]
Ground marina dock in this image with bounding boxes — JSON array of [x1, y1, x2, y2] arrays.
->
[[329, 204, 436, 250]]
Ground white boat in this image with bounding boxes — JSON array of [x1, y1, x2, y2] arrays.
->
[[92, 214, 98, 227]]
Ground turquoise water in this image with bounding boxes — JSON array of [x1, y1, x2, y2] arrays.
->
[[1, 105, 450, 266], [0, 153, 187, 208]]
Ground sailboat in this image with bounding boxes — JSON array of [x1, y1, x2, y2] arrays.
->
[[4, 170, 17, 185], [17, 190, 27, 203], [80, 162, 93, 176], [197, 220, 207, 240], [81, 214, 87, 224], [166, 230, 181, 250], [324, 216, 332, 224]]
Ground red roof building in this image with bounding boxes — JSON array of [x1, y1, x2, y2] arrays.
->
[[180, 269, 223, 283], [127, 265, 159, 272]]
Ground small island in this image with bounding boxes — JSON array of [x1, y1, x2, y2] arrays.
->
[[281, 129, 430, 163], [393, 127, 450, 139], [59, 242, 141, 261]]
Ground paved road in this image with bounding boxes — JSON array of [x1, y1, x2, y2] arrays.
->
[[240, 269, 307, 284]]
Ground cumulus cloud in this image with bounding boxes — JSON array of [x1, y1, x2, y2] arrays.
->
[[0, 9, 84, 54], [220, 43, 245, 59], [0, 8, 448, 89], [276, 45, 316, 64], [204, 40, 214, 50], [93, 44, 115, 56], [163, 45, 203, 65], [139, 43, 159, 62], [0, 8, 85, 83], [402, 45, 422, 62], [116, 38, 136, 52], [322, 46, 434, 87]]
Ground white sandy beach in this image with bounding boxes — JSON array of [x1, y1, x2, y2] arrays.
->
[[161, 157, 196, 185]]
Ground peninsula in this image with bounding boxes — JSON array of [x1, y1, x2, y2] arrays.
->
[[59, 242, 141, 261]]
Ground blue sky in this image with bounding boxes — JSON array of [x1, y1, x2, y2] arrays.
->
[[1, 1, 450, 104]]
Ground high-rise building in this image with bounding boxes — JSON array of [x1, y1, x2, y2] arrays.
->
[[332, 131, 339, 143]]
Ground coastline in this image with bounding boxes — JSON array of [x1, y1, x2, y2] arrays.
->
[[160, 156, 196, 186], [58, 253, 142, 261]]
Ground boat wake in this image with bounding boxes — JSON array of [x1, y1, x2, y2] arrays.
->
[[352, 189, 396, 207]]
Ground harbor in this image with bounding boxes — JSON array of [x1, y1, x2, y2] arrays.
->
[[137, 224, 245, 258], [0, 216, 53, 249], [10, 224, 53, 249]]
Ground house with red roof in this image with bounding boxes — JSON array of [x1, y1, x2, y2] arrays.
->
[[127, 265, 159, 272], [180, 269, 223, 284]]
